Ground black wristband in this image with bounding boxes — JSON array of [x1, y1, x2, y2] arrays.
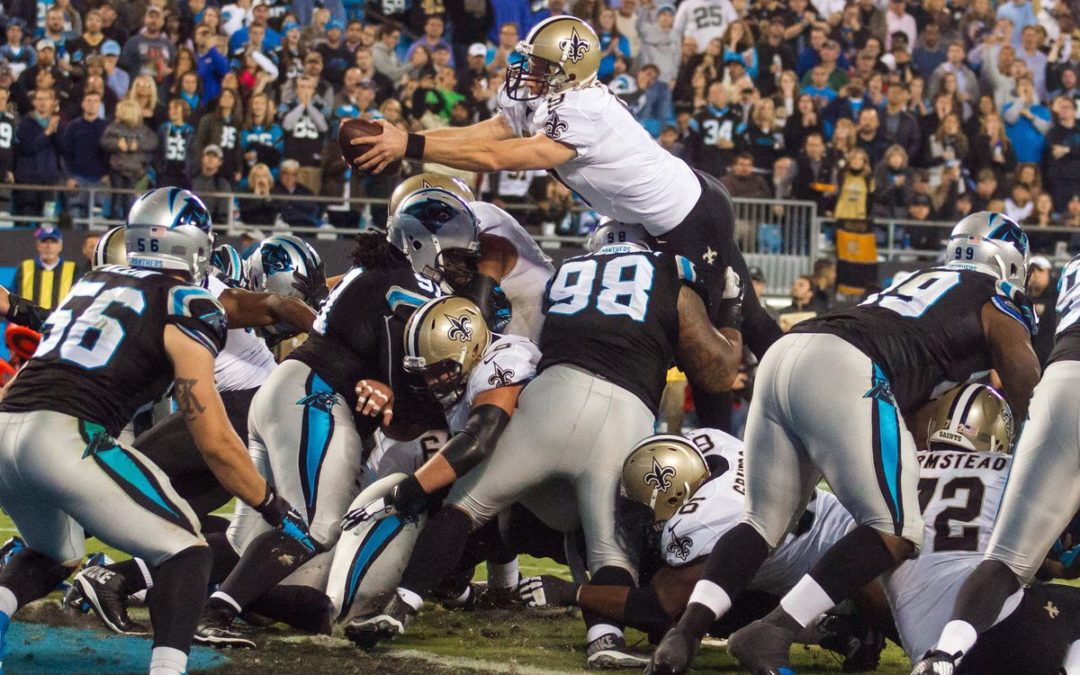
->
[[405, 133, 426, 160]]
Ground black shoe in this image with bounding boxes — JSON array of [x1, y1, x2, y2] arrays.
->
[[728, 618, 797, 673], [817, 612, 885, 672], [585, 632, 649, 669], [909, 650, 960, 675], [73, 566, 148, 635], [475, 584, 523, 611], [344, 594, 415, 650], [647, 625, 699, 675], [194, 607, 255, 649]]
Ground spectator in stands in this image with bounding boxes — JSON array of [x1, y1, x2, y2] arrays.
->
[[928, 112, 968, 170], [833, 147, 873, 224], [929, 41, 979, 106], [489, 22, 523, 77], [282, 75, 328, 194], [803, 65, 838, 109], [13, 227, 79, 311], [279, 51, 334, 117], [355, 47, 393, 104], [66, 9, 108, 79], [240, 162, 278, 226], [102, 98, 157, 217], [739, 98, 784, 173], [795, 26, 829, 79], [772, 156, 795, 200], [823, 77, 867, 137], [1045, 95, 1080, 211], [968, 112, 1016, 186], [156, 98, 195, 189], [195, 24, 230, 104], [997, 0, 1037, 48], [912, 21, 946, 78], [885, 0, 916, 51], [803, 40, 847, 93], [191, 144, 233, 224], [721, 152, 771, 198], [100, 40, 128, 99], [1016, 25, 1049, 98], [872, 144, 911, 218], [195, 88, 244, 183], [855, 107, 887, 165], [793, 132, 837, 211], [77, 232, 101, 277], [971, 168, 1001, 212], [318, 20, 353, 88], [880, 82, 920, 160], [1004, 181, 1035, 222], [129, 74, 166, 132], [780, 274, 828, 317], [229, 0, 281, 55], [0, 19, 35, 80], [407, 16, 454, 68], [1003, 76, 1051, 164], [13, 88, 61, 217], [119, 6, 174, 83], [242, 92, 284, 177], [273, 158, 321, 229], [619, 63, 672, 137], [689, 80, 739, 178], [637, 3, 679, 86], [62, 90, 109, 220]]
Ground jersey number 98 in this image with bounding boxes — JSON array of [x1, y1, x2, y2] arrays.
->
[[546, 254, 655, 322]]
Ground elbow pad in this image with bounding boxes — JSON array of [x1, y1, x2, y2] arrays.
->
[[5, 294, 50, 332], [442, 404, 510, 476]]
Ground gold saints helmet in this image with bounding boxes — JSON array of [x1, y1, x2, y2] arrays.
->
[[621, 434, 710, 523], [403, 296, 492, 407], [925, 383, 1015, 454], [389, 173, 476, 216], [505, 16, 601, 101], [92, 226, 128, 269]]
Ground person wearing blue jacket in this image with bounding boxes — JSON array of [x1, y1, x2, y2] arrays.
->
[[195, 25, 230, 104], [14, 88, 61, 216]]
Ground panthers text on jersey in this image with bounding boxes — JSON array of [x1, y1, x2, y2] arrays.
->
[[0, 267, 227, 437], [470, 201, 555, 342], [288, 265, 444, 435], [500, 83, 701, 235], [661, 428, 855, 595], [793, 267, 1033, 415], [1051, 254, 1080, 364], [538, 249, 700, 414], [882, 447, 1013, 660]]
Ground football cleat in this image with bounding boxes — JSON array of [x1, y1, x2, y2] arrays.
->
[[73, 566, 148, 635], [343, 594, 415, 650], [194, 607, 255, 649], [909, 650, 960, 675], [817, 612, 885, 672], [585, 632, 649, 670], [646, 625, 699, 675], [727, 619, 798, 673]]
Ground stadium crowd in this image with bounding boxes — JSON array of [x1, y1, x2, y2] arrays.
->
[[2, 0, 1080, 252]]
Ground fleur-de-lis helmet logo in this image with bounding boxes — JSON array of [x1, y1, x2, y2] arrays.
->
[[643, 458, 676, 492], [447, 314, 473, 342], [559, 27, 591, 64]]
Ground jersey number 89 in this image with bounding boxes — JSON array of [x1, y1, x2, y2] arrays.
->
[[547, 254, 655, 322]]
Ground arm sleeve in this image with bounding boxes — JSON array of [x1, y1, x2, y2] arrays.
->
[[165, 285, 229, 357]]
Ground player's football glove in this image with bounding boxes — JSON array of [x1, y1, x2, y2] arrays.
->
[[715, 266, 744, 330], [341, 496, 396, 531], [5, 294, 50, 332], [256, 486, 319, 553], [292, 265, 329, 309], [517, 575, 579, 609], [341, 477, 428, 531]]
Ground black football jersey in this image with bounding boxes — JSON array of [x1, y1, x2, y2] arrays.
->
[[288, 265, 444, 433], [0, 267, 227, 437], [538, 249, 700, 413], [793, 267, 1034, 414]]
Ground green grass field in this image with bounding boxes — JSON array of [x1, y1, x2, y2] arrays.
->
[[0, 508, 918, 674]]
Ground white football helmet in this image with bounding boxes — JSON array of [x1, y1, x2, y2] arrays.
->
[[125, 188, 214, 283], [246, 234, 325, 305], [587, 218, 651, 254], [944, 211, 1030, 287], [387, 187, 479, 291]]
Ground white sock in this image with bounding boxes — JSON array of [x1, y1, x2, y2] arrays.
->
[[396, 587, 423, 611], [0, 587, 18, 617], [1062, 639, 1080, 674], [936, 619, 978, 657], [779, 575, 836, 628], [135, 558, 154, 592], [586, 623, 622, 643], [209, 591, 242, 614], [687, 580, 732, 619], [487, 558, 519, 589], [148, 646, 187, 675]]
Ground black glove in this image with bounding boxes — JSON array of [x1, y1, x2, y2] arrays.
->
[[5, 294, 50, 332], [292, 263, 329, 309], [517, 575, 580, 608], [256, 485, 319, 553], [715, 266, 744, 330]]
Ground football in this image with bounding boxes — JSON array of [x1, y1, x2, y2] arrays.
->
[[338, 118, 403, 176]]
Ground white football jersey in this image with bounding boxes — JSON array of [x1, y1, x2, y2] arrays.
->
[[366, 334, 541, 480], [206, 275, 278, 392], [882, 448, 1013, 660], [471, 201, 555, 342], [509, 84, 701, 235], [660, 428, 855, 595], [1056, 255, 1080, 335], [673, 0, 737, 53]]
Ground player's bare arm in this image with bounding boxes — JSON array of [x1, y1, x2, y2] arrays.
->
[[164, 324, 267, 507], [354, 119, 575, 174], [419, 113, 516, 142], [414, 384, 523, 493], [982, 302, 1040, 419], [676, 286, 742, 393], [217, 287, 316, 332]]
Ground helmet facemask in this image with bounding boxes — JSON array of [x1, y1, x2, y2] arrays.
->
[[505, 55, 561, 101], [403, 356, 466, 407]]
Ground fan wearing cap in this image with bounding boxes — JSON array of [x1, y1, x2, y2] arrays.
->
[[12, 227, 78, 313], [518, 428, 868, 666], [117, 5, 175, 82], [0, 19, 35, 79], [227, 0, 281, 55], [1027, 255, 1058, 365]]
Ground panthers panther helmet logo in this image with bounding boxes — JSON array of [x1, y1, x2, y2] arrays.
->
[[261, 243, 295, 275], [446, 314, 473, 342], [297, 392, 338, 413], [643, 458, 676, 492], [559, 27, 591, 64]]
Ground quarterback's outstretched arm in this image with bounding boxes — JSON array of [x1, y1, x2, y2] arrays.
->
[[418, 114, 516, 143]]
